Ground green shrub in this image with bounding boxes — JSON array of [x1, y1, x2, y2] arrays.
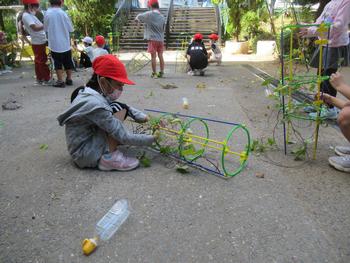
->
[[241, 11, 260, 39], [3, 12, 17, 42]]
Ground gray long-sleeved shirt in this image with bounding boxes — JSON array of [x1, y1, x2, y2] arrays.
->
[[135, 10, 165, 42], [57, 87, 154, 168]]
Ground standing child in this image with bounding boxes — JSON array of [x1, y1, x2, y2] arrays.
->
[[21, 0, 51, 85], [300, 0, 350, 119], [91, 35, 108, 62], [57, 54, 156, 171], [186, 33, 208, 76], [135, 0, 166, 78], [208, 33, 222, 66], [44, 0, 74, 88]]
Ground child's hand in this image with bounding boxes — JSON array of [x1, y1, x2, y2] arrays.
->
[[299, 27, 308, 37], [135, 115, 149, 123], [321, 93, 334, 105], [330, 72, 345, 90]]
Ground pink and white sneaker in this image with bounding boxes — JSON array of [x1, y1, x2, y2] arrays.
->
[[98, 150, 139, 171]]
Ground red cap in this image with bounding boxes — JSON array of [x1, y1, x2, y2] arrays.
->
[[95, 35, 105, 46], [208, 33, 219, 41], [92, 55, 135, 85], [23, 0, 39, 4], [147, 0, 158, 7], [193, 33, 203, 41]]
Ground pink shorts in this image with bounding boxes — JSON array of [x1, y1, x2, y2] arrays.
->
[[147, 40, 164, 54]]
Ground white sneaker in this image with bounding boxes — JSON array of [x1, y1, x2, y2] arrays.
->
[[309, 107, 338, 120], [187, 70, 194, 76], [335, 146, 350, 156], [329, 155, 350, 172], [34, 80, 43, 86], [42, 79, 54, 86], [98, 150, 139, 171]]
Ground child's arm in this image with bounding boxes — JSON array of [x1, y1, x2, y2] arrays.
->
[[86, 109, 155, 146], [322, 93, 347, 109], [135, 12, 148, 23], [330, 72, 350, 100], [127, 106, 149, 123]]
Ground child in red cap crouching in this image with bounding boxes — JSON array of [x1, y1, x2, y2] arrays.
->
[[208, 33, 222, 66], [57, 54, 156, 171], [186, 33, 208, 76]]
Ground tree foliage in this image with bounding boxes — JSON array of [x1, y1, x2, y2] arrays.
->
[[65, 0, 116, 37], [225, 0, 266, 41], [0, 0, 18, 32], [297, 0, 331, 18]]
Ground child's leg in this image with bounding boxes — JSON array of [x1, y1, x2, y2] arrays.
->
[[158, 51, 164, 73], [99, 108, 140, 171], [107, 109, 127, 152], [151, 52, 157, 73], [338, 106, 350, 143], [56, 69, 64, 82]]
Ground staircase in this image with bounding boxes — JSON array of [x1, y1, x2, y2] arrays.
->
[[119, 8, 168, 50], [118, 7, 218, 51], [167, 7, 218, 50]]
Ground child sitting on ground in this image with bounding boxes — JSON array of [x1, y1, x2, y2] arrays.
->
[[321, 72, 350, 172], [57, 54, 156, 171], [79, 36, 93, 68], [186, 33, 208, 76], [208, 33, 222, 66], [91, 35, 108, 62]]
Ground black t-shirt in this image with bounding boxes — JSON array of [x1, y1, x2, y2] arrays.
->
[[186, 41, 208, 56], [186, 41, 208, 69]]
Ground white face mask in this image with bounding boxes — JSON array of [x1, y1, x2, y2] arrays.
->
[[98, 76, 123, 101], [107, 88, 122, 101]]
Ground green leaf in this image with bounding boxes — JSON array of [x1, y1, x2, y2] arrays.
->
[[181, 144, 197, 156], [145, 91, 154, 98], [291, 144, 307, 161], [261, 79, 272, 86], [267, 138, 275, 146], [140, 155, 151, 167], [39, 144, 48, 150], [175, 164, 190, 174]]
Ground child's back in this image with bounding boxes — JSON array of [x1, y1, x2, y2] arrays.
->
[[137, 10, 165, 41], [187, 40, 208, 70]]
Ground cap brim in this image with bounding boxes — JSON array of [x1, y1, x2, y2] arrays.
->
[[112, 76, 135, 85]]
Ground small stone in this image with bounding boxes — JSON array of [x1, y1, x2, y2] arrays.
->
[[255, 172, 265, 178], [2, 99, 22, 110]]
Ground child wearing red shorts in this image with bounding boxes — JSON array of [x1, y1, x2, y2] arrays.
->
[[135, 0, 165, 78]]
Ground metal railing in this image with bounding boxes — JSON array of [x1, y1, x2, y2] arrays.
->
[[165, 0, 175, 49], [110, 0, 133, 51], [216, 0, 228, 42]]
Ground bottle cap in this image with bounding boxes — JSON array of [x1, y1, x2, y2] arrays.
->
[[82, 237, 98, 256]]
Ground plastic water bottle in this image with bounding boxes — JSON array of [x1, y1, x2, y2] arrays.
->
[[82, 199, 130, 255], [182, 97, 189, 109]]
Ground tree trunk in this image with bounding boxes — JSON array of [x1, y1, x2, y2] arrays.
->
[[315, 0, 331, 19], [0, 11, 5, 31]]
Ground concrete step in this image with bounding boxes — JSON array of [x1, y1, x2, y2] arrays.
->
[[120, 7, 217, 50]]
